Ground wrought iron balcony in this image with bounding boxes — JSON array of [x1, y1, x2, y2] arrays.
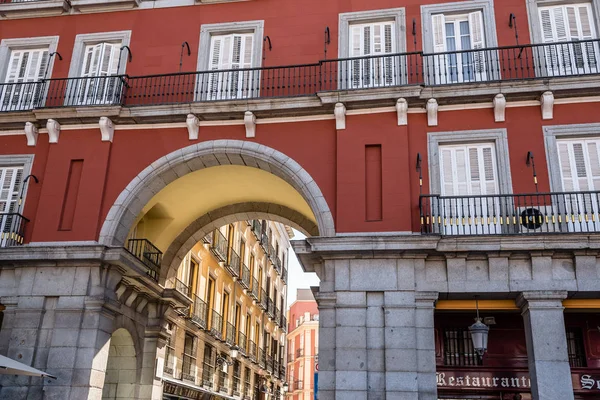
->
[[260, 231, 269, 252], [267, 298, 275, 319], [280, 364, 286, 381], [281, 266, 287, 284], [238, 331, 247, 355], [226, 247, 241, 278], [281, 315, 287, 332], [190, 296, 208, 329], [267, 243, 277, 263], [0, 212, 28, 248], [274, 307, 280, 326], [250, 277, 259, 301], [258, 348, 266, 369], [126, 238, 161, 281], [259, 289, 268, 310], [210, 310, 223, 340], [273, 359, 280, 377], [266, 354, 274, 374], [419, 190, 600, 236], [210, 229, 228, 262], [240, 262, 250, 289], [248, 340, 257, 363], [251, 219, 261, 240], [174, 278, 191, 298], [225, 322, 235, 346]]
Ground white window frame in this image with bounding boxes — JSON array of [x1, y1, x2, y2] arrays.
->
[[527, 0, 600, 44], [197, 21, 264, 101]]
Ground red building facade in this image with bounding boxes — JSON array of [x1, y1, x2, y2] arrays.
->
[[0, 0, 599, 399]]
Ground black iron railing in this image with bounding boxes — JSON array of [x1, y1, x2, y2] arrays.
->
[[268, 243, 276, 263], [190, 296, 208, 329], [251, 219, 261, 239], [273, 359, 280, 377], [202, 232, 213, 245], [248, 340, 257, 363], [267, 298, 275, 318], [281, 315, 287, 332], [210, 229, 228, 262], [210, 310, 223, 340], [226, 248, 240, 278], [260, 289, 268, 310], [274, 307, 280, 326], [240, 262, 250, 289], [443, 327, 481, 367], [250, 277, 259, 300], [258, 348, 266, 369], [238, 331, 247, 355], [126, 238, 161, 281], [260, 231, 269, 251], [41, 76, 126, 107], [420, 191, 600, 236], [266, 354, 274, 373], [226, 322, 235, 346], [282, 266, 287, 284], [280, 364, 286, 381], [174, 278, 191, 297], [0, 212, 28, 247]]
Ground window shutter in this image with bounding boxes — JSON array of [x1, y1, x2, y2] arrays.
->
[[441, 148, 455, 195], [210, 36, 223, 70], [578, 5, 595, 39], [440, 144, 498, 196], [454, 148, 468, 196], [432, 14, 447, 53], [558, 141, 575, 191], [242, 35, 253, 68], [553, 7, 569, 41], [540, 9, 555, 43], [558, 139, 600, 192], [0, 166, 24, 214], [468, 11, 486, 74]]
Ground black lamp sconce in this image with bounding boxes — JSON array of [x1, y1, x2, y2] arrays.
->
[[179, 41, 191, 72], [416, 153, 423, 194], [324, 26, 331, 59], [18, 175, 39, 212], [526, 151, 538, 192], [43, 52, 63, 79], [412, 19, 417, 51], [117, 46, 133, 74], [509, 13, 520, 46], [262, 36, 272, 63]]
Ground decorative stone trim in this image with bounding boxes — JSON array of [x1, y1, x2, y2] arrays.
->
[[396, 98, 408, 126], [69, 0, 141, 13], [541, 91, 554, 120], [46, 119, 61, 143], [427, 128, 513, 195], [334, 103, 346, 130], [244, 111, 256, 138], [24, 122, 38, 147], [99, 117, 114, 142], [427, 99, 438, 126], [543, 122, 600, 192], [493, 94, 506, 122], [0, 0, 69, 19], [0, 36, 60, 83], [338, 7, 407, 58], [98, 140, 336, 249], [186, 114, 200, 140]]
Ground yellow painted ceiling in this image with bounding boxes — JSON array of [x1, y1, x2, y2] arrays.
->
[[134, 165, 316, 251]]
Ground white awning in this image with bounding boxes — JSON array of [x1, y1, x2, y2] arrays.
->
[[0, 355, 56, 379]]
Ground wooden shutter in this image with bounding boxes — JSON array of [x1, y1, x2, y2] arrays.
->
[[439, 144, 498, 196], [5, 49, 48, 83], [432, 14, 446, 83], [557, 139, 600, 191], [468, 11, 486, 74], [0, 166, 24, 214]]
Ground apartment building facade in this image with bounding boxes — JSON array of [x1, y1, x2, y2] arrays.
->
[[286, 289, 318, 400], [0, 0, 599, 399]]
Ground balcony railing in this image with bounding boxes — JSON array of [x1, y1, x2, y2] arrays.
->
[[238, 331, 247, 355], [260, 231, 269, 251], [226, 322, 235, 346], [126, 238, 162, 281], [226, 247, 241, 278], [419, 190, 600, 236], [259, 289, 268, 310], [273, 359, 280, 377], [174, 278, 191, 297], [281, 315, 287, 332], [240, 262, 250, 289], [266, 354, 274, 373], [4, 40, 600, 114], [210, 310, 223, 340], [0, 212, 28, 247], [267, 298, 275, 318], [282, 266, 287, 284], [251, 220, 261, 239], [274, 307, 281, 326], [248, 340, 257, 363], [202, 362, 214, 389], [296, 348, 303, 358], [190, 296, 208, 329], [210, 229, 228, 262], [280, 364, 286, 381], [250, 277, 259, 301], [267, 243, 276, 263], [258, 348, 266, 369], [294, 380, 304, 391]]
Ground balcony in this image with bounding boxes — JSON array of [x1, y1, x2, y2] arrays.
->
[[225, 247, 240, 278], [266, 354, 274, 374], [280, 364, 286, 381], [273, 359, 280, 378], [209, 310, 223, 340], [281, 315, 287, 333], [260, 231, 269, 252], [296, 348, 303, 358], [250, 277, 259, 301], [251, 220, 261, 240], [238, 331, 247, 355], [189, 296, 208, 329], [274, 307, 280, 326], [258, 348, 266, 369], [239, 261, 250, 290], [267, 243, 277, 264], [225, 322, 235, 346], [126, 238, 162, 281], [419, 190, 600, 236], [248, 340, 257, 363], [267, 298, 275, 319], [294, 380, 304, 391], [174, 278, 191, 298], [0, 212, 28, 248], [281, 266, 287, 284], [209, 229, 228, 262], [0, 0, 70, 18], [259, 289, 268, 310]]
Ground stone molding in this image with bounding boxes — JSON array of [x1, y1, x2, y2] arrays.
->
[[98, 140, 336, 248], [516, 290, 568, 312], [493, 93, 506, 122], [24, 122, 38, 146], [396, 98, 408, 125], [185, 114, 200, 140], [99, 117, 114, 142]]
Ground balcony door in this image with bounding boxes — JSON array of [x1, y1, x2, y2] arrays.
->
[[539, 4, 599, 76], [205, 33, 256, 100], [439, 143, 500, 235], [348, 21, 397, 89], [557, 138, 600, 232], [1, 49, 48, 111], [76, 42, 121, 106], [0, 166, 24, 246]]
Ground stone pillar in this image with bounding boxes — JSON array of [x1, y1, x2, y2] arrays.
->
[[415, 292, 438, 400], [313, 289, 336, 400], [517, 291, 574, 400]]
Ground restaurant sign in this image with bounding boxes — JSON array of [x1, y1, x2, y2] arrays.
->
[[437, 371, 600, 392]]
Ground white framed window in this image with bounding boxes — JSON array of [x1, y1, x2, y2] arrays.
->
[[0, 155, 34, 247], [68, 31, 131, 107], [539, 3, 599, 75], [338, 8, 406, 89], [439, 143, 499, 197], [197, 21, 264, 101]]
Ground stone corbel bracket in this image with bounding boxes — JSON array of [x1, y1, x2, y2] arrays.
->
[[493, 94, 506, 122], [396, 98, 408, 126], [541, 91, 554, 120], [24, 122, 38, 147], [334, 102, 346, 130], [427, 99, 438, 127], [46, 119, 61, 144], [244, 111, 256, 138], [99, 117, 115, 142], [186, 114, 200, 140]]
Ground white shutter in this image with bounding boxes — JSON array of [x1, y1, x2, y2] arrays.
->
[[0, 166, 24, 214], [468, 11, 486, 75], [557, 139, 600, 191], [4, 49, 48, 83], [432, 14, 447, 53], [439, 144, 498, 196]]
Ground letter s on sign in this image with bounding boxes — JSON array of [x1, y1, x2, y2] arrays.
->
[[581, 374, 595, 390]]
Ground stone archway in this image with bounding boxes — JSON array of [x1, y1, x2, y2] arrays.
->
[[101, 328, 138, 400], [98, 140, 335, 248]]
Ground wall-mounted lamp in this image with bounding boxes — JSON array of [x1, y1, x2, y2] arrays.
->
[[18, 174, 39, 212], [469, 298, 489, 361], [412, 18, 417, 51], [324, 26, 331, 59], [526, 151, 538, 192], [262, 36, 272, 63], [116, 46, 133, 75], [43, 52, 63, 80], [509, 13, 520, 46], [416, 153, 423, 194], [179, 41, 191, 72]]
